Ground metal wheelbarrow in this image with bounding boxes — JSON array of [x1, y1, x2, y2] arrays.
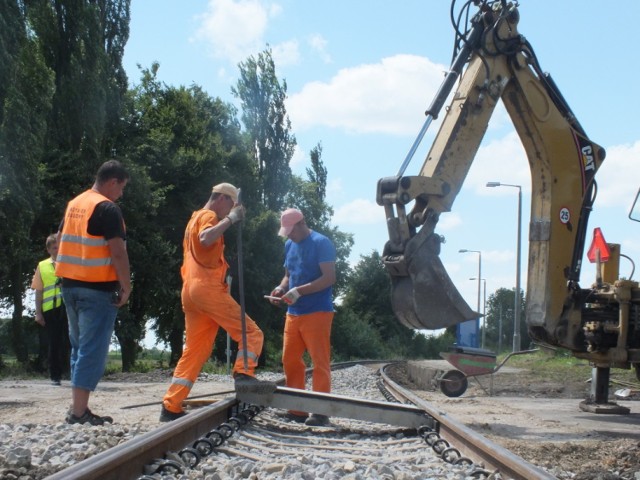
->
[[437, 346, 539, 397]]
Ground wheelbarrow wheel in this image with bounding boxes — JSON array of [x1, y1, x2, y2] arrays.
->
[[440, 369, 468, 397]]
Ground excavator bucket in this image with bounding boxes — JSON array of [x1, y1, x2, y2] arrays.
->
[[389, 234, 479, 330]]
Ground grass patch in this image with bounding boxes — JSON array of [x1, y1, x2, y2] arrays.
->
[[500, 348, 638, 384]]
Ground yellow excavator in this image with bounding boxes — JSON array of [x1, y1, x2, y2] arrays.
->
[[377, 0, 640, 411]]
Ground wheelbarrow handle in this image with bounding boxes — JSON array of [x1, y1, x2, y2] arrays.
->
[[493, 348, 539, 374]]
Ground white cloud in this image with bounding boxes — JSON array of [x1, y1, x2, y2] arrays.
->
[[484, 249, 515, 263], [467, 131, 529, 194], [290, 145, 306, 168], [437, 212, 462, 231], [308, 34, 331, 64], [326, 178, 344, 199], [271, 40, 300, 67], [287, 54, 448, 135], [592, 140, 640, 208], [466, 133, 640, 213], [333, 198, 382, 226], [194, 0, 273, 63]]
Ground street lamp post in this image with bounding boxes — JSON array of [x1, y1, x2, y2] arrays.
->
[[486, 181, 522, 352], [498, 304, 503, 353], [459, 249, 481, 348], [470, 277, 486, 348]]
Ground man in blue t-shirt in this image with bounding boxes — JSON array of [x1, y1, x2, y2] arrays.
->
[[269, 208, 336, 427]]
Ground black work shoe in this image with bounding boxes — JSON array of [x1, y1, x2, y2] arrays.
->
[[233, 373, 277, 394], [66, 409, 113, 426], [160, 406, 187, 422], [51, 380, 61, 386], [285, 412, 308, 423], [305, 414, 330, 426]]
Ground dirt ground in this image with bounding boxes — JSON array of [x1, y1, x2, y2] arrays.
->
[[398, 360, 640, 479], [2, 364, 640, 479], [0, 368, 230, 426]]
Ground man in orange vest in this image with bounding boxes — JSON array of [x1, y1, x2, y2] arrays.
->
[[31, 234, 69, 386], [56, 160, 131, 425], [160, 182, 265, 422]]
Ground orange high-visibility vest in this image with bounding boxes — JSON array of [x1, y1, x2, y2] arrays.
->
[[55, 189, 123, 282]]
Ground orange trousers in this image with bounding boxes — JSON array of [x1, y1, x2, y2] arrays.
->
[[282, 311, 333, 410], [163, 280, 263, 413]]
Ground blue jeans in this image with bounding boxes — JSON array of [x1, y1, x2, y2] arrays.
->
[[62, 286, 118, 391]]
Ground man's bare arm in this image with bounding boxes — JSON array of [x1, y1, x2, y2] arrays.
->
[[108, 237, 131, 307]]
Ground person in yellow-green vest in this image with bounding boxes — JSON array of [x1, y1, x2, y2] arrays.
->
[[31, 234, 69, 386]]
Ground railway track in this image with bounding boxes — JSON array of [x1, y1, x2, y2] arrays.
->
[[46, 362, 555, 480]]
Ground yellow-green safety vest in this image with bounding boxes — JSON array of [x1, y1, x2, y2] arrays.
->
[[39, 259, 62, 312]]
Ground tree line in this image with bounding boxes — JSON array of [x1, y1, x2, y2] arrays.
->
[[0, 1, 531, 373], [1, 0, 457, 373]]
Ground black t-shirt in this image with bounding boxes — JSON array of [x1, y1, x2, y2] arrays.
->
[[87, 201, 126, 240], [60, 201, 126, 291]]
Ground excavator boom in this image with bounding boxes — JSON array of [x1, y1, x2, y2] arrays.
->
[[378, 1, 607, 352]]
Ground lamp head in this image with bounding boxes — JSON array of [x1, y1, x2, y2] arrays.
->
[[486, 181, 501, 187]]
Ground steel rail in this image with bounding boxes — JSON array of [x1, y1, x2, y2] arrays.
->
[[46, 397, 237, 480], [46, 361, 555, 480], [379, 363, 556, 480]]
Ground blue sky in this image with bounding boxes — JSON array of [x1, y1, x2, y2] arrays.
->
[[123, 0, 640, 320]]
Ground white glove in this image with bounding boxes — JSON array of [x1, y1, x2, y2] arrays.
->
[[270, 286, 285, 297], [227, 205, 245, 224], [282, 287, 301, 305]]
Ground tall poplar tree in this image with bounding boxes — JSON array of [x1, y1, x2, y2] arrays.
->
[[34, 0, 131, 230], [0, 0, 55, 363], [120, 64, 256, 367], [0, 0, 130, 365], [232, 48, 295, 211]]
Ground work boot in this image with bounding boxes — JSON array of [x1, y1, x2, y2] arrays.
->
[[233, 373, 277, 394], [66, 408, 113, 426], [305, 414, 330, 427], [160, 406, 187, 422]]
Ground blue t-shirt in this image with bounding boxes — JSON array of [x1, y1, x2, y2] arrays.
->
[[284, 230, 336, 315]]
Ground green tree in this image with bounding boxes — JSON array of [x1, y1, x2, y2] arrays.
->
[[119, 63, 256, 367], [0, 0, 55, 363], [331, 308, 387, 360], [33, 0, 131, 238], [484, 287, 528, 353], [232, 52, 357, 365], [232, 47, 295, 212], [284, 145, 354, 297], [340, 251, 430, 359]]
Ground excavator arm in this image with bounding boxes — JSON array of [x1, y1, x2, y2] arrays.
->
[[377, 1, 608, 353]]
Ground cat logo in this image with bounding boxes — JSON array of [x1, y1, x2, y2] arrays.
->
[[582, 145, 595, 171]]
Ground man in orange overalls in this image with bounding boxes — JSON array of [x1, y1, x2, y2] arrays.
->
[[161, 182, 265, 422], [269, 208, 336, 426]]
